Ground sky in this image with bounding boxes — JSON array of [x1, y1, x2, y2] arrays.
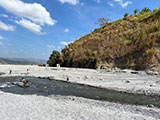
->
[[0, 0, 159, 60]]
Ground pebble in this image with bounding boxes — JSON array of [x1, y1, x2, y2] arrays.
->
[[147, 104, 154, 108], [126, 80, 130, 83]]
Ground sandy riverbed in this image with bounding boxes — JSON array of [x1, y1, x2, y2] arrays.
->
[[0, 65, 160, 120]]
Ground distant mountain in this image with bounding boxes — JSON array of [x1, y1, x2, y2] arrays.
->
[[0, 57, 47, 65]]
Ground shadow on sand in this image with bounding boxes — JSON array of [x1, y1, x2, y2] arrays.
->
[[0, 76, 160, 108]]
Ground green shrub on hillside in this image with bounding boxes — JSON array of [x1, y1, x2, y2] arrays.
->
[[139, 7, 151, 14], [124, 13, 129, 17], [47, 51, 62, 67], [134, 9, 139, 15]]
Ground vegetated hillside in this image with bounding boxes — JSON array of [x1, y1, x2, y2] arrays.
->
[[0, 57, 46, 65], [59, 8, 160, 71]]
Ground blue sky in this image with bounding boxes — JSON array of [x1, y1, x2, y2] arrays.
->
[[0, 0, 159, 60]]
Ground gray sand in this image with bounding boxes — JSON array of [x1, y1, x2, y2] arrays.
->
[[0, 65, 160, 120]]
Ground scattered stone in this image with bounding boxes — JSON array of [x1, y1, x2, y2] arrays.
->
[[84, 76, 89, 79], [147, 104, 154, 108], [12, 82, 24, 87], [12, 78, 30, 87], [120, 71, 127, 73], [105, 70, 112, 73], [0, 84, 8, 89], [150, 83, 156, 87], [63, 75, 70, 82], [146, 71, 159, 76], [156, 81, 160, 84], [131, 71, 139, 74], [40, 77, 47, 79], [0, 72, 5, 76], [47, 76, 54, 80], [126, 80, 130, 83], [135, 109, 141, 112]]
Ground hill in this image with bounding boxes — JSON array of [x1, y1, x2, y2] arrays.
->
[[0, 57, 46, 65], [49, 8, 160, 71]]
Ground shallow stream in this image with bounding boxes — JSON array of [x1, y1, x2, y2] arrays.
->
[[0, 76, 160, 108]]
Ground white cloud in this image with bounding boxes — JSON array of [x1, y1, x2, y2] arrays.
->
[[108, 2, 114, 7], [0, 41, 3, 45], [0, 35, 4, 40], [60, 41, 73, 46], [15, 19, 43, 34], [47, 45, 55, 49], [114, 0, 132, 8], [0, 0, 56, 26], [59, 0, 79, 5], [60, 41, 68, 46], [64, 28, 69, 32], [0, 14, 8, 18], [0, 20, 15, 31]]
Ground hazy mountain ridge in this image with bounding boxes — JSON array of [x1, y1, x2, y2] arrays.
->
[[0, 57, 47, 65]]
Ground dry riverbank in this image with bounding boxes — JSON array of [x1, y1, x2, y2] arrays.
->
[[0, 65, 160, 120]]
